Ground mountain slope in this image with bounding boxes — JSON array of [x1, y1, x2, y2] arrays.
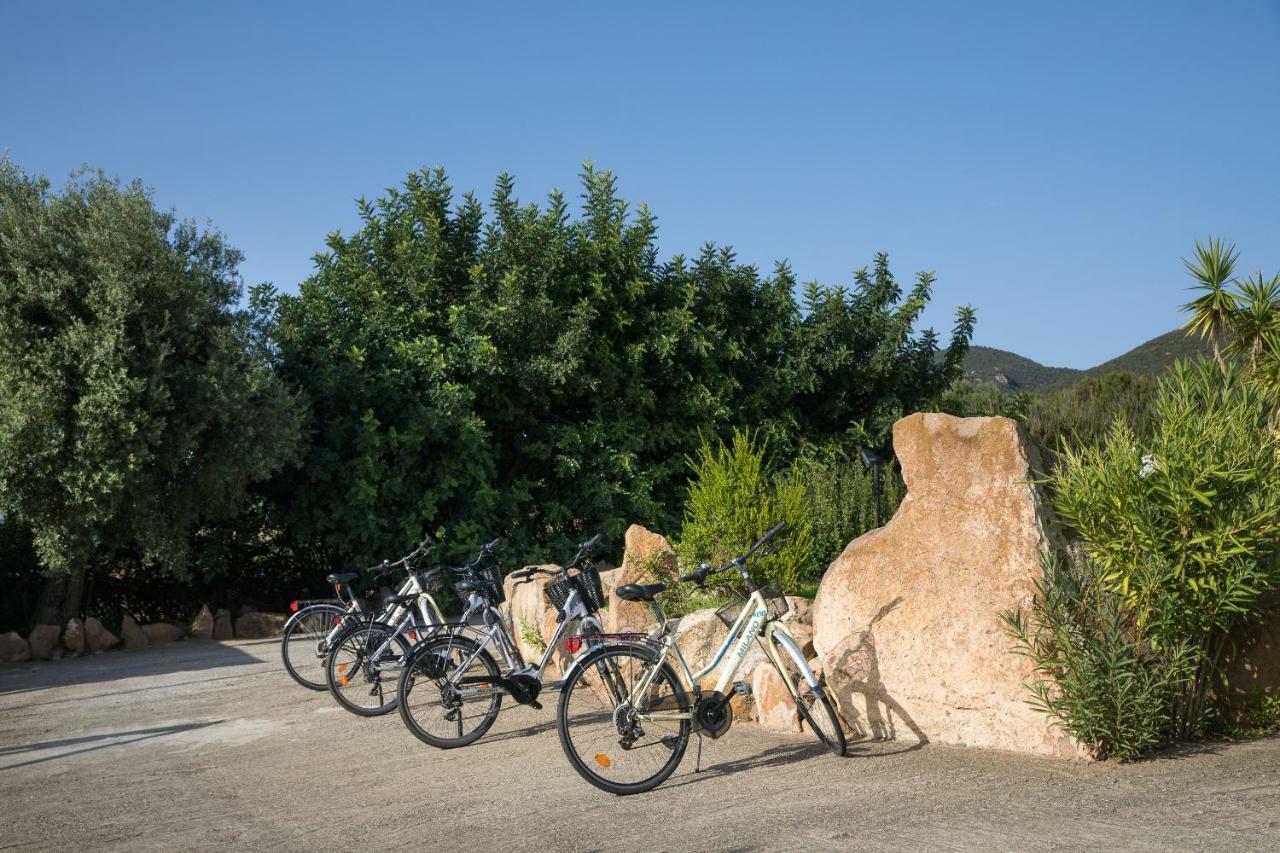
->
[[962, 327, 1213, 392]]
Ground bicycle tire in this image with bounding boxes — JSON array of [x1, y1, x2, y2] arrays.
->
[[770, 629, 846, 757], [557, 644, 690, 795], [397, 634, 504, 749], [282, 603, 349, 691], [324, 620, 412, 716]]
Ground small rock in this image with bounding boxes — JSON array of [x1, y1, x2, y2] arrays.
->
[[84, 617, 119, 653], [141, 623, 184, 644], [212, 608, 233, 640], [63, 618, 86, 656], [752, 663, 802, 734], [121, 614, 149, 651], [0, 631, 30, 663], [191, 605, 214, 640], [28, 624, 61, 660]]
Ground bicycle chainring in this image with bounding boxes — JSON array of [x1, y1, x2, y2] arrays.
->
[[695, 691, 733, 739]]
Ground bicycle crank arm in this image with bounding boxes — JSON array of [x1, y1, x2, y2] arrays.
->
[[458, 674, 544, 708]]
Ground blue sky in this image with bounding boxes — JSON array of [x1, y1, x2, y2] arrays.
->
[[3, 1, 1278, 368]]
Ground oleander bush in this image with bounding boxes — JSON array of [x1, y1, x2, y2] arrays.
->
[[1004, 358, 1280, 759]]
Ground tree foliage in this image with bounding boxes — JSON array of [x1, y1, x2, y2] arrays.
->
[[0, 160, 302, 596], [268, 165, 973, 568]]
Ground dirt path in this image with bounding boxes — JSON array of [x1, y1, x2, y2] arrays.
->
[[0, 639, 1277, 852]]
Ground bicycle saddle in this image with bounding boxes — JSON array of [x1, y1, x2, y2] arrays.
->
[[616, 582, 667, 602], [326, 571, 358, 584]]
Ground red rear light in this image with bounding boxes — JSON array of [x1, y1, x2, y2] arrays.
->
[[333, 616, 342, 625], [289, 600, 299, 612], [565, 637, 583, 654]]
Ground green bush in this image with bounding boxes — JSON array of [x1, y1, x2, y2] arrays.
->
[[783, 444, 904, 571], [675, 429, 817, 594], [1004, 357, 1280, 757]]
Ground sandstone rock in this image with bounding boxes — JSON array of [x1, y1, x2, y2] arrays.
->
[[191, 605, 215, 640], [597, 566, 621, 599], [28, 624, 61, 660], [84, 617, 119, 653], [121, 615, 149, 651], [141, 622, 184, 644], [752, 663, 802, 733], [233, 611, 287, 639], [782, 596, 815, 657], [212, 608, 233, 640], [62, 618, 86, 656], [812, 413, 1081, 758], [606, 525, 677, 633], [0, 631, 30, 663], [502, 565, 560, 664]]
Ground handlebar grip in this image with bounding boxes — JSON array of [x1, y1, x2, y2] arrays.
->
[[580, 533, 602, 551], [484, 538, 501, 552], [764, 520, 787, 540]]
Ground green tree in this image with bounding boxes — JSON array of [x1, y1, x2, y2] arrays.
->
[[0, 160, 303, 622], [1181, 237, 1240, 372]]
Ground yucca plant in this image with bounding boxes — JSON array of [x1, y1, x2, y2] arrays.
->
[[1181, 238, 1240, 372]]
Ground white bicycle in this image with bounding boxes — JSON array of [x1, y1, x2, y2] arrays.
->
[[555, 521, 845, 794]]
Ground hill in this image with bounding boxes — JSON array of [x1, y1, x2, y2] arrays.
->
[[962, 327, 1212, 392]]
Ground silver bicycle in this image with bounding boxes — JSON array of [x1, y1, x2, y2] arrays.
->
[[555, 521, 846, 794], [281, 544, 434, 690], [324, 540, 452, 716], [396, 534, 609, 749]]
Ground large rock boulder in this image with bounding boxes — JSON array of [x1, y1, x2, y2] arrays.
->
[[606, 525, 677, 633], [62, 618, 86, 656], [212, 608, 234, 640], [121, 615, 149, 651], [191, 605, 215, 640], [84, 617, 119, 653], [502, 565, 560, 665], [233, 611, 287, 639], [0, 631, 30, 663], [28, 624, 61, 660], [141, 623, 184, 644], [812, 413, 1081, 758]]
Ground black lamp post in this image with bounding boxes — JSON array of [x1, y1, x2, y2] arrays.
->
[[859, 447, 886, 528]]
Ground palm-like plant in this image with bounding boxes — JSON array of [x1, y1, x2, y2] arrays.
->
[[1226, 271, 1280, 369], [1181, 237, 1240, 372]]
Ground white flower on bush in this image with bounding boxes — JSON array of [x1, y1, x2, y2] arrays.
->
[[1139, 454, 1159, 479]]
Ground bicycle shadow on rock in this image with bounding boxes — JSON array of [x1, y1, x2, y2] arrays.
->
[[822, 598, 928, 754], [0, 641, 263, 699]]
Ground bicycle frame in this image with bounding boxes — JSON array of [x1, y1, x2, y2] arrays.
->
[[631, 588, 802, 723], [448, 584, 600, 698]]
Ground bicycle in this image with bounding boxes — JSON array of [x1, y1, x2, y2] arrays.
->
[[396, 533, 609, 749], [554, 521, 846, 794], [323, 539, 451, 716], [280, 553, 426, 690]]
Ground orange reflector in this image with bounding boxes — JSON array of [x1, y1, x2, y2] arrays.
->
[[336, 663, 348, 675], [593, 754, 611, 768], [338, 676, 349, 687]]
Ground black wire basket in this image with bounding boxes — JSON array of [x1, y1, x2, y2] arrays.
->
[[715, 584, 789, 629], [474, 563, 505, 605], [544, 564, 606, 616]]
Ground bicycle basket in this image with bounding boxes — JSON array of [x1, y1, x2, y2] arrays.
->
[[715, 584, 789, 629], [475, 563, 505, 605], [543, 565, 606, 616]]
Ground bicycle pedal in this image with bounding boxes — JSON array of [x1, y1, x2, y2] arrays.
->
[[732, 680, 752, 696], [529, 700, 543, 711]]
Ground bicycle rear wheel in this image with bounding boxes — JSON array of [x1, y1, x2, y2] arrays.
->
[[769, 629, 846, 756], [556, 644, 690, 795], [325, 621, 411, 716], [282, 603, 348, 691], [398, 634, 503, 749]]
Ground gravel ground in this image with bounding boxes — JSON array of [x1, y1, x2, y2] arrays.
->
[[1, 639, 1278, 852]]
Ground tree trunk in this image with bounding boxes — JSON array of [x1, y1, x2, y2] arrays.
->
[[33, 564, 87, 625]]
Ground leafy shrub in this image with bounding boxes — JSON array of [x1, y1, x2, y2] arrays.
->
[[782, 444, 904, 571], [1005, 358, 1280, 757], [1003, 553, 1196, 760], [676, 430, 817, 594]]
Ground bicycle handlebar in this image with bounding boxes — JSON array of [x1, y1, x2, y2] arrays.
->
[[678, 521, 788, 585]]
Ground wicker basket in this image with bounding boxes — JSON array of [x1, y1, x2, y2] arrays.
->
[[715, 584, 789, 628]]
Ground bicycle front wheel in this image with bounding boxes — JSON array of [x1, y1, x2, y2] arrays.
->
[[398, 634, 503, 749], [282, 603, 348, 691], [325, 621, 411, 716], [770, 629, 846, 756], [556, 644, 690, 795]]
